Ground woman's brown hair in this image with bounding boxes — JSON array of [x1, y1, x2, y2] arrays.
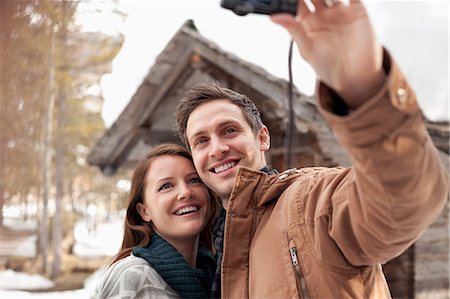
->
[[111, 143, 218, 264]]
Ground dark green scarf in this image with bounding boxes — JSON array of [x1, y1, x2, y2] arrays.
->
[[132, 233, 215, 299]]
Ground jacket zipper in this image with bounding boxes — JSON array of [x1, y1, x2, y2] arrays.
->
[[289, 246, 312, 299]]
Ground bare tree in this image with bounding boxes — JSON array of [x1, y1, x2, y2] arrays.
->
[[52, 1, 70, 277], [40, 23, 56, 274], [1, 0, 124, 277], [0, 0, 15, 228]]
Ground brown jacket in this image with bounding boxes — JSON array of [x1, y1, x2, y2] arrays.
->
[[220, 51, 449, 298]]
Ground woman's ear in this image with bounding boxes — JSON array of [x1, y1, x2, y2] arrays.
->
[[136, 203, 152, 222]]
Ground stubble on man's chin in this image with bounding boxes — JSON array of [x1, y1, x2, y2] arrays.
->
[[212, 188, 228, 209], [221, 199, 229, 211], [210, 182, 232, 203], [213, 188, 231, 210]]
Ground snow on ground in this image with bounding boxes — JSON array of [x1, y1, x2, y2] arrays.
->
[[2, 206, 124, 259], [0, 208, 123, 297], [0, 289, 91, 299], [0, 267, 108, 298], [73, 216, 123, 258], [0, 269, 55, 290], [13, 235, 38, 258], [0, 268, 106, 299]]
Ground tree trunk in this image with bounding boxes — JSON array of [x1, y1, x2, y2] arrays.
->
[[40, 24, 56, 275], [52, 123, 63, 277], [35, 185, 42, 257], [51, 0, 71, 277], [0, 108, 4, 227], [20, 193, 26, 220], [52, 47, 66, 280], [0, 0, 14, 229]]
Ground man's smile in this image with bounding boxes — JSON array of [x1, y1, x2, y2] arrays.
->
[[209, 159, 239, 174]]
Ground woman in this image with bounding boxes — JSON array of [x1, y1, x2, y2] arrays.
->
[[92, 144, 217, 299]]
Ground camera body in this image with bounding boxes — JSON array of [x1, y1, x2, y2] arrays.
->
[[220, 0, 297, 16]]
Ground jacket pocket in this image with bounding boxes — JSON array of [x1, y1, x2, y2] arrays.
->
[[289, 239, 312, 299]]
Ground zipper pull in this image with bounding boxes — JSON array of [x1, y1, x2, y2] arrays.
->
[[289, 247, 299, 266]]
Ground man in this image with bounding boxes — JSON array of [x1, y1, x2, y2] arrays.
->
[[175, 0, 448, 298]]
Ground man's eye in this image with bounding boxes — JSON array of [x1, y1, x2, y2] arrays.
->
[[224, 128, 236, 134], [158, 183, 172, 191], [195, 138, 208, 145]]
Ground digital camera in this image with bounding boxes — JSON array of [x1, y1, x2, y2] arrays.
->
[[220, 0, 297, 16]]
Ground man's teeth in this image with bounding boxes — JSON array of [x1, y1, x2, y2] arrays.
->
[[175, 206, 198, 216], [214, 162, 236, 173]]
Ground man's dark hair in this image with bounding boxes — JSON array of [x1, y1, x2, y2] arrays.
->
[[176, 81, 263, 147]]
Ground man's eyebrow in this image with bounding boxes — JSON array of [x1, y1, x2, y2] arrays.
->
[[188, 130, 206, 141], [219, 120, 237, 127], [188, 120, 237, 140]]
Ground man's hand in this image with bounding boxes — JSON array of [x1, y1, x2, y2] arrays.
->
[[271, 0, 386, 109]]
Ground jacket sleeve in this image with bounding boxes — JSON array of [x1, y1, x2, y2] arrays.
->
[[316, 48, 449, 265]]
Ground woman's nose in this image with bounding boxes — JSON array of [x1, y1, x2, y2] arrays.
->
[[177, 184, 193, 200]]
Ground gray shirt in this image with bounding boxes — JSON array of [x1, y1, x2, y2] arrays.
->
[[92, 255, 179, 299]]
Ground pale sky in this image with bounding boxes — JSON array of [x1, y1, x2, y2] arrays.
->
[[77, 1, 449, 128]]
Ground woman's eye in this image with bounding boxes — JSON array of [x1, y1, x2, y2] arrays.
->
[[158, 183, 172, 191], [189, 177, 202, 184]]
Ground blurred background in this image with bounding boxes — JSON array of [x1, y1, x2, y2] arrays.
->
[[0, 0, 448, 298]]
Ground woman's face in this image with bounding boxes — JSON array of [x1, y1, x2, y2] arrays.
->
[[137, 155, 210, 245]]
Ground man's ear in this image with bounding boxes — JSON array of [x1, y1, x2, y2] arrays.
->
[[136, 203, 152, 222], [258, 126, 270, 152]]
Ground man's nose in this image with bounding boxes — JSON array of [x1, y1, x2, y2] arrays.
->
[[209, 137, 228, 159]]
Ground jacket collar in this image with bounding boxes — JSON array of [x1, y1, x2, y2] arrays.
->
[[227, 166, 307, 212]]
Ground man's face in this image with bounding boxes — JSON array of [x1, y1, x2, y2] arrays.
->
[[185, 99, 270, 206]]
